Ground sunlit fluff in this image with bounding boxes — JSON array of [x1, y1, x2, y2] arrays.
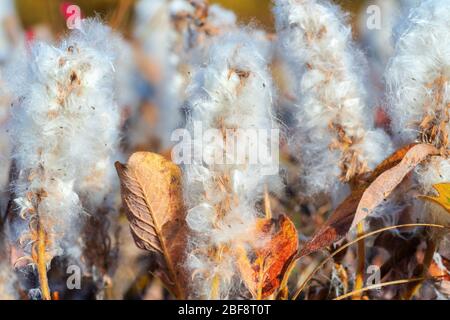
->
[[274, 0, 392, 196], [183, 31, 280, 299], [8, 20, 121, 262]]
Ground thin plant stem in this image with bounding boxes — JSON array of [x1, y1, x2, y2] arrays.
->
[[334, 278, 425, 300], [210, 274, 220, 300], [264, 184, 272, 220], [36, 219, 51, 300], [353, 222, 365, 299]]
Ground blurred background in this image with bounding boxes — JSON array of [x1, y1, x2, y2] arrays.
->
[[14, 0, 364, 35]]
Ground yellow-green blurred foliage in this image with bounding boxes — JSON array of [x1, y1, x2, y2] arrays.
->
[[212, 0, 365, 31], [15, 0, 366, 35]]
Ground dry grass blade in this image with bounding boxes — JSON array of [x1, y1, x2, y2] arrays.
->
[[353, 222, 365, 300], [35, 221, 51, 300], [115, 152, 187, 299], [333, 278, 426, 300], [350, 144, 440, 230], [292, 223, 448, 300]]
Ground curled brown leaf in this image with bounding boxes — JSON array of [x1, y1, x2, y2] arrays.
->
[[115, 152, 187, 299]]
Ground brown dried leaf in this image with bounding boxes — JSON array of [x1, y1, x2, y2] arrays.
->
[[350, 143, 439, 230], [237, 215, 298, 299], [115, 152, 187, 299], [299, 144, 419, 257]]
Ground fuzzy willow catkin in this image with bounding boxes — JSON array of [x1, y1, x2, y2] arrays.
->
[[9, 20, 120, 266], [0, 0, 16, 62], [134, 0, 183, 147], [357, 0, 399, 102], [0, 70, 11, 204], [274, 0, 392, 195], [357, 0, 421, 104], [181, 31, 279, 299], [385, 0, 450, 225], [114, 36, 140, 124], [134, 0, 237, 147], [386, 0, 450, 151]]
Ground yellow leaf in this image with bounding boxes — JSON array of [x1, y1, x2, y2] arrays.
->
[[420, 183, 450, 214]]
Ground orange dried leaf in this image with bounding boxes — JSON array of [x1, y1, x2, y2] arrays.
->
[[429, 256, 450, 281], [420, 183, 450, 214], [115, 152, 187, 299], [238, 215, 298, 299]]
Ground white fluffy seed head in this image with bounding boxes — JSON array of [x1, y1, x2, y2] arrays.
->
[[8, 19, 120, 260], [0, 69, 12, 206], [385, 0, 450, 148], [135, 0, 176, 64], [171, 0, 237, 54], [0, 0, 17, 62], [385, 0, 450, 226], [357, 0, 422, 75], [113, 36, 140, 120], [357, 0, 402, 104], [182, 31, 279, 299], [274, 0, 392, 196], [134, 0, 186, 147], [134, 0, 239, 148], [358, 0, 400, 69]]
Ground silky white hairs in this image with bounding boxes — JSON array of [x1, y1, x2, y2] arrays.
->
[[8, 19, 121, 262], [385, 0, 450, 149], [0, 0, 17, 62], [0, 0, 21, 208], [274, 0, 392, 196], [357, 0, 422, 104], [385, 0, 450, 227], [181, 30, 279, 299], [114, 36, 140, 123], [134, 0, 181, 148], [0, 69, 11, 209], [358, 0, 400, 68], [357, 0, 400, 102], [134, 0, 238, 147], [385, 0, 450, 179], [134, 0, 186, 147]]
